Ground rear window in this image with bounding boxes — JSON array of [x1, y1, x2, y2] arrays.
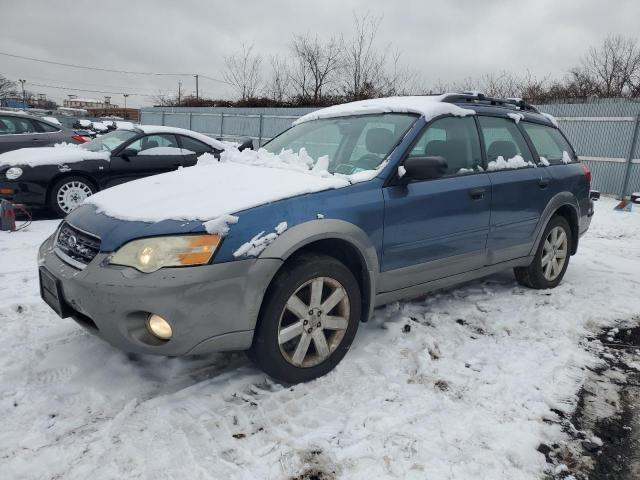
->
[[521, 122, 575, 165]]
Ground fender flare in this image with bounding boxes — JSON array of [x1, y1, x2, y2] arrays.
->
[[529, 192, 580, 256], [259, 219, 380, 319]]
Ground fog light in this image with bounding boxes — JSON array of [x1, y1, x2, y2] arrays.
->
[[146, 314, 172, 340]]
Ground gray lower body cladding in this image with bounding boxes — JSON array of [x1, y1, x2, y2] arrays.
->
[[38, 235, 282, 356]]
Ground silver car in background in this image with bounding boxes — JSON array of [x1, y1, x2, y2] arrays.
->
[[0, 111, 85, 154]]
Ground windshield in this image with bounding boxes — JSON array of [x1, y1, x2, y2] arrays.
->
[[81, 130, 138, 152], [262, 113, 417, 174]]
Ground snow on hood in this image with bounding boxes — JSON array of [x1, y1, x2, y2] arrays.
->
[[293, 95, 475, 125], [0, 144, 109, 168], [86, 147, 373, 225]]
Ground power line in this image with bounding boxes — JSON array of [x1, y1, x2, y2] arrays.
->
[[0, 50, 231, 85], [28, 82, 156, 97]]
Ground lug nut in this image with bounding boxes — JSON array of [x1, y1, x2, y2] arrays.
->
[[303, 320, 308, 325], [307, 328, 313, 333], [317, 322, 321, 327]]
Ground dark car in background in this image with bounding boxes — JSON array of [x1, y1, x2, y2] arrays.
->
[[0, 111, 87, 154], [0, 125, 225, 216]]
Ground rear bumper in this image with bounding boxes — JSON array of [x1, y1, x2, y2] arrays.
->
[[0, 180, 47, 206], [37, 234, 282, 356]]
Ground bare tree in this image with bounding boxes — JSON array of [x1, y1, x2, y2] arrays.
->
[[265, 55, 291, 102], [290, 34, 342, 103], [151, 89, 175, 106], [579, 35, 640, 97], [223, 43, 263, 100], [0, 74, 17, 100]]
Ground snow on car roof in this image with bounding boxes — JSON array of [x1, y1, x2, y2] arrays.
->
[[128, 125, 226, 151], [293, 95, 476, 125]]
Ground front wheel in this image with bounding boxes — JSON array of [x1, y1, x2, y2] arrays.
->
[[249, 253, 361, 383], [49, 176, 96, 217], [514, 215, 572, 289]]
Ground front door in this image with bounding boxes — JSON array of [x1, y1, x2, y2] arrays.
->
[[106, 133, 186, 188], [381, 116, 491, 292]]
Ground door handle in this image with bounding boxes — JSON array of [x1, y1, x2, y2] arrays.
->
[[468, 187, 486, 200], [538, 177, 550, 189]]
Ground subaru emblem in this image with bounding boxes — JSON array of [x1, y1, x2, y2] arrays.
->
[[67, 235, 77, 248]]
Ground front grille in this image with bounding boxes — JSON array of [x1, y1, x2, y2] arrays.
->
[[55, 222, 101, 267]]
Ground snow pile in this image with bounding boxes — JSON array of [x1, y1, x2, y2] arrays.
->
[[86, 152, 350, 223], [294, 95, 475, 125], [541, 112, 559, 127], [42, 116, 61, 126], [138, 147, 194, 156], [562, 151, 573, 164], [487, 154, 536, 171], [1, 198, 639, 479], [202, 214, 239, 235], [78, 119, 92, 128], [233, 221, 288, 258], [114, 121, 135, 130], [507, 112, 524, 123], [0, 145, 109, 167], [91, 122, 108, 132], [539, 156, 551, 166]]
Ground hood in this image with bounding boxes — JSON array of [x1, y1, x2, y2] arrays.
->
[[85, 154, 352, 226], [0, 145, 109, 168]]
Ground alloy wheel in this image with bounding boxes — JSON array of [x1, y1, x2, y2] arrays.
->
[[56, 181, 93, 213], [277, 276, 351, 368], [541, 226, 568, 281]]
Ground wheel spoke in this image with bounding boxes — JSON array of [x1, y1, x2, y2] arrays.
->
[[556, 249, 567, 259], [321, 287, 346, 313], [555, 230, 566, 248], [544, 240, 552, 254], [541, 252, 552, 267], [544, 260, 553, 279], [311, 329, 330, 360], [286, 294, 310, 320], [551, 258, 559, 276], [278, 321, 304, 344], [291, 333, 312, 366], [551, 228, 558, 245], [323, 315, 348, 330], [309, 278, 323, 308]]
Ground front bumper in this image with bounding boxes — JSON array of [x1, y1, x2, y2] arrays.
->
[[38, 234, 282, 356], [0, 180, 47, 206]]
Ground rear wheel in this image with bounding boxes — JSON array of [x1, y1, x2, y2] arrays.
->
[[49, 176, 96, 217], [514, 215, 572, 289], [249, 253, 361, 383]]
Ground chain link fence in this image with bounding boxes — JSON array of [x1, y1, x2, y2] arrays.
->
[[141, 100, 640, 197]]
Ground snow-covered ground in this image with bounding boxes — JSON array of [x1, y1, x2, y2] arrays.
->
[[1, 197, 639, 480]]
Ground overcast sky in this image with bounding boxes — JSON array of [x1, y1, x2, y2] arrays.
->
[[1, 0, 639, 108]]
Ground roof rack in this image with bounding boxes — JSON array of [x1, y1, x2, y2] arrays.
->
[[441, 92, 540, 113]]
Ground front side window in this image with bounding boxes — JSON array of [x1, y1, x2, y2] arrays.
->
[[263, 113, 417, 174], [82, 130, 137, 152], [478, 116, 534, 170], [37, 121, 61, 133], [0, 116, 35, 134], [521, 122, 575, 164], [126, 134, 179, 153], [408, 116, 483, 175]]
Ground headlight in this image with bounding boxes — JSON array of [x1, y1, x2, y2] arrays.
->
[[5, 167, 23, 180], [109, 235, 221, 273]]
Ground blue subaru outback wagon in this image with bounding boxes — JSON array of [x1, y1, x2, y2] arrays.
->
[[38, 93, 595, 383]]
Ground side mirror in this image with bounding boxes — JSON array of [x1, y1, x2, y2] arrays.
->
[[401, 156, 448, 181], [237, 137, 254, 151], [120, 148, 138, 159]]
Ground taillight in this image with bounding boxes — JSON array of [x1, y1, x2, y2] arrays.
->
[[581, 163, 592, 186], [71, 134, 89, 143]]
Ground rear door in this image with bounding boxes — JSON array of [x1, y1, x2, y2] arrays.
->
[[380, 116, 491, 292], [479, 116, 553, 263], [106, 133, 184, 187]]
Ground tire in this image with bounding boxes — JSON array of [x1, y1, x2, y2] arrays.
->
[[248, 253, 361, 383], [49, 176, 97, 217], [514, 215, 572, 289]]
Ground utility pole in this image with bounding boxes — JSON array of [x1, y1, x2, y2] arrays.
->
[[177, 81, 182, 105], [123, 93, 129, 109], [194, 74, 199, 101], [18, 79, 26, 108]]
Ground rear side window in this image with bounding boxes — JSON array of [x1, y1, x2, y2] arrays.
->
[[127, 134, 179, 152], [36, 121, 61, 133], [478, 116, 534, 170], [521, 122, 575, 164], [408, 116, 483, 175], [179, 135, 213, 154]]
